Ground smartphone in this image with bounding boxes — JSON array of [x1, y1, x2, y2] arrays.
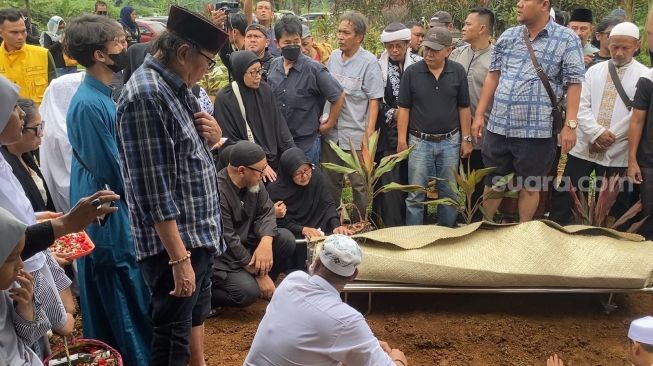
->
[[214, 1, 240, 13], [99, 184, 116, 226]]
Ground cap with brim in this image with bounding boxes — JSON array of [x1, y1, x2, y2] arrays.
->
[[246, 24, 269, 38], [301, 24, 311, 39], [167, 5, 228, 53], [609, 22, 639, 39], [570, 8, 593, 23], [628, 316, 653, 345], [0, 75, 20, 133], [319, 234, 362, 277], [229, 140, 266, 167], [430, 11, 453, 24], [422, 27, 452, 51]]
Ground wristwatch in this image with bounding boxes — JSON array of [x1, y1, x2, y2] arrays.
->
[[463, 135, 473, 143], [565, 119, 578, 129]]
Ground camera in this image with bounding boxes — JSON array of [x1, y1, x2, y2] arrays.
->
[[214, 1, 240, 13]]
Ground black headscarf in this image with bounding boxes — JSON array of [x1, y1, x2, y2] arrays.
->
[[266, 147, 341, 235], [214, 50, 295, 171]]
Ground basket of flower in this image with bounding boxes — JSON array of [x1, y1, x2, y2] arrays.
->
[[50, 231, 95, 261], [44, 338, 122, 366]]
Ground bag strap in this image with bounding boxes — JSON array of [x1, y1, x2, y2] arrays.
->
[[231, 81, 256, 143], [522, 29, 559, 110], [608, 61, 633, 111]]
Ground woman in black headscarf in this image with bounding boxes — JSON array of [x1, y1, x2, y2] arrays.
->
[[267, 147, 351, 239], [213, 50, 295, 182]]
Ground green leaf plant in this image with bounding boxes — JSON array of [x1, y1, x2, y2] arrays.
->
[[321, 130, 424, 230], [422, 160, 517, 225]]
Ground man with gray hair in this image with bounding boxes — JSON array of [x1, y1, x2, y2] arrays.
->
[[244, 234, 409, 366], [373, 22, 421, 227], [321, 11, 384, 222]]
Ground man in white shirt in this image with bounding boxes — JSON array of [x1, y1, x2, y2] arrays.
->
[[244, 235, 408, 366], [550, 22, 648, 225]]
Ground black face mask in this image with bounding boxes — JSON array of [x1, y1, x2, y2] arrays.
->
[[281, 45, 301, 62], [106, 49, 129, 73]]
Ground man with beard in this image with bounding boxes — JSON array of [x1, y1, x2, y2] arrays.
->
[[551, 22, 647, 225], [373, 22, 421, 227], [212, 141, 295, 309]]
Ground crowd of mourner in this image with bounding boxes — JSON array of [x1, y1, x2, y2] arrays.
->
[[1, 0, 653, 365]]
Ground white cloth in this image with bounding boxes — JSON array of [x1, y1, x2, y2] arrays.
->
[[39, 72, 84, 212], [570, 59, 649, 167], [0, 75, 19, 135], [380, 28, 411, 43], [0, 292, 43, 366], [40, 16, 63, 46], [244, 271, 394, 366]]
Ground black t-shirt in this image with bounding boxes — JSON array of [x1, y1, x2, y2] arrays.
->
[[632, 73, 653, 168], [397, 59, 470, 134]]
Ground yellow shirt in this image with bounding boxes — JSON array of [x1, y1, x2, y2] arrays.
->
[[0, 42, 53, 103]]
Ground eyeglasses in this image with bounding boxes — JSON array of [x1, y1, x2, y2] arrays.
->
[[247, 68, 263, 78], [245, 164, 267, 175], [199, 52, 217, 71], [293, 166, 313, 178], [22, 121, 44, 135]]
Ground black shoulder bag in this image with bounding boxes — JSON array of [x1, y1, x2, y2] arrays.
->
[[608, 61, 633, 111], [523, 30, 565, 134]]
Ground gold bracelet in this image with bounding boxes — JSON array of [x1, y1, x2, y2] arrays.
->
[[168, 251, 191, 266]]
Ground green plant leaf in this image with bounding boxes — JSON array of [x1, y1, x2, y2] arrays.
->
[[372, 145, 414, 180], [491, 172, 515, 190], [348, 138, 366, 177], [327, 140, 360, 171], [611, 200, 643, 229], [320, 163, 358, 175], [473, 167, 496, 184], [368, 130, 380, 165], [375, 183, 425, 195], [421, 197, 458, 206]]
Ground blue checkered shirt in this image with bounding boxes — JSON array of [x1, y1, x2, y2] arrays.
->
[[487, 20, 584, 138], [116, 55, 224, 261]]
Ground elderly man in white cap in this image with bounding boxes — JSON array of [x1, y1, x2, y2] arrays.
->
[[373, 22, 421, 228], [244, 234, 409, 366], [550, 22, 647, 226]]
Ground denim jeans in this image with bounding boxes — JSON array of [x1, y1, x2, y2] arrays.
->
[[304, 135, 321, 166], [406, 133, 460, 227], [139, 247, 214, 366]]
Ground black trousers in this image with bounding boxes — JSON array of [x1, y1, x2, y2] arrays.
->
[[139, 247, 214, 366], [372, 149, 408, 227], [640, 168, 653, 240], [549, 154, 628, 225], [211, 228, 295, 308]]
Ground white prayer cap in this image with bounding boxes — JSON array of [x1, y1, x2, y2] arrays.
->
[[628, 316, 653, 345], [319, 234, 362, 277], [610, 22, 639, 39], [0, 75, 20, 133], [380, 22, 412, 43]]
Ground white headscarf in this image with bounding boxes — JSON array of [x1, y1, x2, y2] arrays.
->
[[40, 16, 64, 46], [0, 75, 44, 273], [0, 207, 26, 265]]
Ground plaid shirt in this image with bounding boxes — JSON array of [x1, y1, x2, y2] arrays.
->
[[116, 55, 224, 261], [488, 20, 584, 138]]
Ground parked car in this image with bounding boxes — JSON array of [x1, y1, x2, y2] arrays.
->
[[300, 12, 329, 22], [141, 16, 168, 25], [136, 19, 166, 43]]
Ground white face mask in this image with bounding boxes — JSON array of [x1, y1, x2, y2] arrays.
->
[[248, 184, 260, 193]]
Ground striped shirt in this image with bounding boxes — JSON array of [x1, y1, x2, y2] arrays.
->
[[116, 55, 224, 261], [488, 19, 584, 138]]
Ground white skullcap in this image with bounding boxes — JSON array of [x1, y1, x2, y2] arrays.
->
[[610, 22, 639, 39], [319, 234, 362, 277], [628, 316, 653, 345], [380, 22, 412, 43]]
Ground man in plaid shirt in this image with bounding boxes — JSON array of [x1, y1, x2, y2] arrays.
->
[[116, 6, 228, 366]]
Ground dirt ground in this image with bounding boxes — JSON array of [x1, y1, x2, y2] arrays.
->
[[204, 291, 653, 366]]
